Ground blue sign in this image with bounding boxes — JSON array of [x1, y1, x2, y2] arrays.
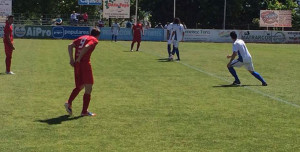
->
[[99, 27, 164, 41], [78, 0, 102, 5], [52, 26, 90, 39]]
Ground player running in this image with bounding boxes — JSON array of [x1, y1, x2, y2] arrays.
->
[[64, 28, 101, 116], [130, 20, 144, 52], [169, 18, 185, 61], [111, 20, 120, 42], [3, 15, 15, 74], [227, 31, 267, 86]]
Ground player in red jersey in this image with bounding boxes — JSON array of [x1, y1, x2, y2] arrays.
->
[[64, 28, 101, 116], [130, 21, 144, 52], [3, 15, 15, 74]]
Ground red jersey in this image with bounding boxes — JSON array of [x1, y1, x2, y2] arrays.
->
[[132, 24, 143, 37], [73, 35, 98, 63], [3, 21, 13, 44]]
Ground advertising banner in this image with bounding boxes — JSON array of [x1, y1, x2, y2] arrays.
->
[[99, 27, 164, 41], [14, 25, 52, 39], [53, 26, 90, 39], [103, 0, 130, 18], [260, 10, 292, 27], [284, 31, 300, 43], [78, 0, 102, 5]]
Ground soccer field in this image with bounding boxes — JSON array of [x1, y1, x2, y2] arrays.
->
[[0, 39, 299, 151]]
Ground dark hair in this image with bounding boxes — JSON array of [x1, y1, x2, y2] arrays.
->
[[230, 31, 237, 39], [173, 18, 181, 24], [7, 15, 14, 19], [91, 28, 100, 37]]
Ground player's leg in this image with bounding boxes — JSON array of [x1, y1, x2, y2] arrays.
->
[[4, 46, 14, 74], [131, 41, 135, 51], [227, 60, 241, 84], [111, 34, 114, 41], [65, 85, 84, 115], [115, 34, 117, 42], [81, 84, 96, 116], [246, 63, 267, 86], [136, 42, 140, 51], [80, 64, 96, 116]]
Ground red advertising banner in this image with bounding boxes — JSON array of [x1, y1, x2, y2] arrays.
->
[[260, 10, 292, 27]]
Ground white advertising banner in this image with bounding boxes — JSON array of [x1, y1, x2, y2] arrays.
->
[[260, 10, 292, 27], [103, 0, 130, 18]]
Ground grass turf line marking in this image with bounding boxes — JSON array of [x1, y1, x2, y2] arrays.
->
[[116, 41, 300, 108]]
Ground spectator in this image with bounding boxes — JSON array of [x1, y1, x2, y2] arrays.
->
[[155, 23, 163, 28], [83, 12, 88, 24], [55, 16, 63, 25], [126, 20, 132, 28], [98, 20, 105, 28], [164, 22, 170, 29], [70, 11, 79, 25]]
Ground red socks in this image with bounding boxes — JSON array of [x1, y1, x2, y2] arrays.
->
[[67, 88, 81, 106], [82, 94, 91, 114]]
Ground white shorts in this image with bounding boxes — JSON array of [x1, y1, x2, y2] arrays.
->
[[230, 60, 254, 71], [167, 39, 173, 45], [172, 40, 180, 48], [112, 31, 119, 35]]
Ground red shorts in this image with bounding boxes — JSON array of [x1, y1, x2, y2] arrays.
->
[[132, 35, 141, 43], [74, 62, 94, 88], [4, 43, 13, 56]]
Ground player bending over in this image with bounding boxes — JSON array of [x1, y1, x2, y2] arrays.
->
[[64, 28, 101, 116], [227, 31, 267, 86]]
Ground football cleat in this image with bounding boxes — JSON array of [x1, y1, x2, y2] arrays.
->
[[64, 103, 72, 116], [262, 82, 268, 86], [6, 71, 15, 75], [232, 80, 241, 85], [81, 111, 96, 116]]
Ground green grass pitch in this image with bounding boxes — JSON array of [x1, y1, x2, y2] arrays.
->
[[0, 39, 300, 151]]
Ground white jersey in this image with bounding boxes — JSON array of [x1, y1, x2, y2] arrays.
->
[[232, 39, 252, 63], [171, 24, 185, 41], [111, 23, 120, 35], [167, 23, 174, 43]]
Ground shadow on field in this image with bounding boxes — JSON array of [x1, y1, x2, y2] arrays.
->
[[0, 72, 6, 75], [157, 58, 171, 62], [213, 84, 262, 88], [36, 115, 82, 125]]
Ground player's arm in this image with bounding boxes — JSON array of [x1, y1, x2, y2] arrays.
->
[[75, 44, 93, 63], [167, 30, 170, 40], [181, 31, 185, 42], [5, 33, 15, 50], [142, 26, 144, 36], [68, 43, 76, 67], [227, 52, 237, 67]]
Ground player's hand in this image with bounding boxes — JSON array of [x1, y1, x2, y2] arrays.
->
[[70, 59, 75, 67], [12, 46, 15, 50], [226, 55, 231, 59], [75, 58, 81, 63]]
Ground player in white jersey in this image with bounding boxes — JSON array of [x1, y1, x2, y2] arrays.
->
[[111, 21, 120, 42], [166, 22, 174, 57], [169, 18, 185, 61], [227, 31, 267, 86]]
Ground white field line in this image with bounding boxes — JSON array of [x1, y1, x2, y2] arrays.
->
[[117, 42, 300, 108]]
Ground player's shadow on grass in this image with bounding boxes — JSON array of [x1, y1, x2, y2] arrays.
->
[[213, 84, 262, 88], [37, 115, 82, 125], [0, 72, 6, 75], [157, 58, 171, 62]]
